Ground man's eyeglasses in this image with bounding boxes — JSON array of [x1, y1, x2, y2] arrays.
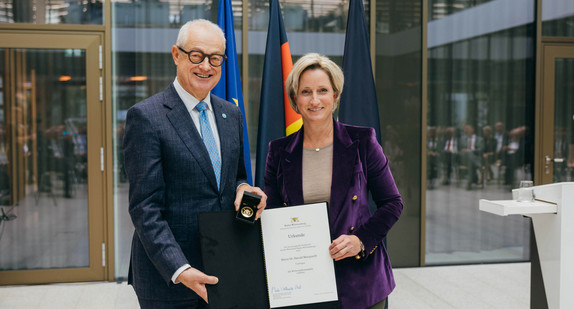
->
[[177, 47, 227, 67]]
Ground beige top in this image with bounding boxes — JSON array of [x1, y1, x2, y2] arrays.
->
[[302, 143, 333, 204]]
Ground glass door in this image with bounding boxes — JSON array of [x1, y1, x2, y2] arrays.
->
[[0, 32, 105, 284], [539, 45, 574, 185]]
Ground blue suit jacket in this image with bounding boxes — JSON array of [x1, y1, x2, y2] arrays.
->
[[264, 120, 403, 309], [123, 83, 247, 301]]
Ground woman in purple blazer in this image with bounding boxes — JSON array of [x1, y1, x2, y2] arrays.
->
[[264, 53, 403, 309]]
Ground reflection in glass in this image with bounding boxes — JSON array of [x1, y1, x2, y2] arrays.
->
[[542, 0, 574, 37], [0, 48, 88, 271], [249, 0, 348, 32], [553, 58, 574, 182], [375, 0, 422, 267], [0, 49, 5, 205], [429, 0, 493, 21], [113, 0, 213, 28], [112, 53, 172, 279], [0, 0, 103, 24], [426, 0, 534, 265]]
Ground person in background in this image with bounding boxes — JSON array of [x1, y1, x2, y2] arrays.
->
[[459, 124, 484, 190], [427, 126, 440, 189], [568, 143, 574, 168], [264, 53, 403, 309], [554, 126, 568, 181], [503, 127, 523, 187], [441, 126, 457, 185], [123, 19, 266, 309], [494, 121, 508, 163], [482, 125, 497, 182], [493, 121, 508, 181]]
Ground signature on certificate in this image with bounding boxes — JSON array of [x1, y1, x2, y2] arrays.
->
[[272, 285, 302, 293]]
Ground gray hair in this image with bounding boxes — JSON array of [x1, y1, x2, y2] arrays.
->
[[176, 19, 226, 50], [285, 53, 344, 113]]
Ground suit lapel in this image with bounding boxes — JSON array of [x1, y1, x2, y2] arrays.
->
[[329, 121, 359, 226], [164, 85, 219, 191], [282, 129, 305, 205]]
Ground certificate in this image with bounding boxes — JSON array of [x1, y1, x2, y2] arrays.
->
[[198, 202, 339, 309], [261, 202, 339, 308]]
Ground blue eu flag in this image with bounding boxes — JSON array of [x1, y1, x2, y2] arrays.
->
[[214, 0, 253, 184], [339, 3, 386, 307]]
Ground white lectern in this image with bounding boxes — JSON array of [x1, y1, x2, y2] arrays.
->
[[479, 182, 574, 309]]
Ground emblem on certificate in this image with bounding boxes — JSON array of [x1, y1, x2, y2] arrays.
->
[[236, 191, 261, 223]]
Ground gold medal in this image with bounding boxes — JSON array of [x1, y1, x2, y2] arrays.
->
[[241, 207, 254, 218], [235, 192, 261, 224]]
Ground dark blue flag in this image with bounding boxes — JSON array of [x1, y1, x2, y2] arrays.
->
[[339, 0, 381, 142], [214, 0, 253, 184], [340, 3, 386, 308], [255, 0, 298, 188]]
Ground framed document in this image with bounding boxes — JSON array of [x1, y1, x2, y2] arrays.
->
[[198, 202, 340, 309], [261, 203, 338, 308]]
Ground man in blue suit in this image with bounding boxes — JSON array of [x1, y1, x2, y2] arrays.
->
[[123, 19, 266, 308]]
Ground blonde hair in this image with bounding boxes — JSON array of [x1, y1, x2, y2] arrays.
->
[[285, 53, 344, 113], [176, 19, 226, 50]]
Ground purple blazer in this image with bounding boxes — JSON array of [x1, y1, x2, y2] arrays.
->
[[264, 120, 403, 309]]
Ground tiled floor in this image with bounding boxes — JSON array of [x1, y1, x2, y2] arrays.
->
[[0, 262, 529, 309], [390, 263, 529, 309]]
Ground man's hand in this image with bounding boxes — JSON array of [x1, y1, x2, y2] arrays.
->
[[234, 184, 267, 220], [176, 267, 219, 303], [329, 234, 362, 261]]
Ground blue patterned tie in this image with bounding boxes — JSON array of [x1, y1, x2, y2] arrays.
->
[[196, 101, 221, 189]]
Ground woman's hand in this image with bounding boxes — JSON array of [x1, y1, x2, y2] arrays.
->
[[329, 234, 362, 261]]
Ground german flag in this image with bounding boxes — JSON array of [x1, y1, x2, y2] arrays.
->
[[255, 0, 301, 187]]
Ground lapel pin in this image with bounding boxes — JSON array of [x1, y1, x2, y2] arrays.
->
[[222, 113, 227, 119]]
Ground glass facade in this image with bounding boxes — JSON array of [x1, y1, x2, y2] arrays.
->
[[102, 0, 573, 280], [111, 4, 179, 279], [542, 0, 574, 37], [375, 0, 422, 267], [553, 58, 574, 182], [112, 52, 174, 278], [0, 48, 89, 270], [0, 0, 103, 24], [425, 0, 535, 264]]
